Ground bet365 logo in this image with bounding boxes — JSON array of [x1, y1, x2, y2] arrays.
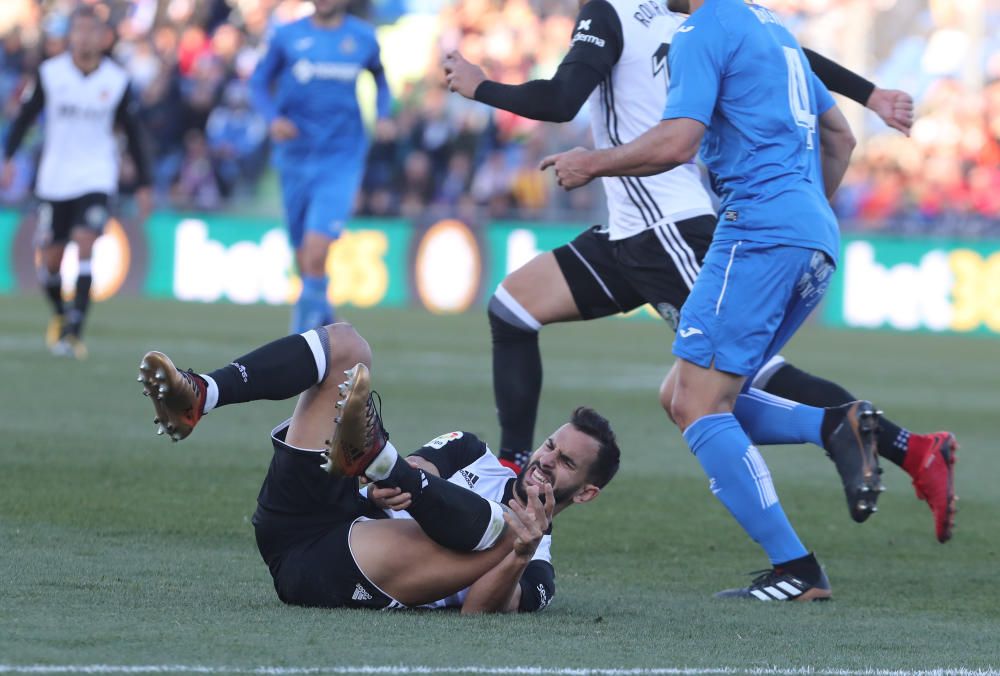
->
[[842, 241, 1000, 334]]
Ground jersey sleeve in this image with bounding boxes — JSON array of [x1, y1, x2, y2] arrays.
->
[[410, 432, 490, 479], [366, 36, 392, 120], [811, 71, 836, 116], [561, 0, 623, 77], [661, 20, 726, 125], [802, 48, 874, 107], [114, 83, 152, 188], [3, 75, 45, 160], [249, 30, 285, 123]]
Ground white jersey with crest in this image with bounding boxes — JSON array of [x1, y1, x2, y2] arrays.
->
[[33, 54, 131, 200], [578, 0, 714, 240]]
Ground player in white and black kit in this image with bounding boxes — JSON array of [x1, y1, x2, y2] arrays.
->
[[445, 0, 957, 546], [2, 6, 151, 359], [135, 322, 619, 612]]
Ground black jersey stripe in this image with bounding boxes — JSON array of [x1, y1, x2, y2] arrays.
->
[[604, 75, 663, 225], [602, 78, 658, 226]]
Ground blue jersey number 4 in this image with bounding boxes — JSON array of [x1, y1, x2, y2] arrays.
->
[[783, 46, 816, 150]]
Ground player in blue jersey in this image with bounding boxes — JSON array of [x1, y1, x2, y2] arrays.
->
[[541, 0, 860, 601], [250, 0, 392, 333]]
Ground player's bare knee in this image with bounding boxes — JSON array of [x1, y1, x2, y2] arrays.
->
[[324, 322, 371, 371]]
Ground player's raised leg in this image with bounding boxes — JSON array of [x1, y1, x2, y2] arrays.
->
[[137, 322, 364, 441], [751, 358, 958, 542], [324, 362, 509, 553]]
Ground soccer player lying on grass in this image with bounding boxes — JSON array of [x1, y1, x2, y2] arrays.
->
[[137, 323, 620, 612]]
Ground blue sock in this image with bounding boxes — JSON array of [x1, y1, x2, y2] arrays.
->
[[733, 388, 824, 446], [291, 275, 332, 334], [684, 413, 808, 565]]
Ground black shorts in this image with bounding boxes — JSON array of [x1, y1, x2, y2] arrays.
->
[[251, 420, 395, 610], [36, 192, 111, 246], [552, 214, 716, 329]]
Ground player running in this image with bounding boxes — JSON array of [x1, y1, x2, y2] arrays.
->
[[250, 0, 392, 333], [1, 5, 152, 359], [443, 0, 955, 545], [542, 0, 908, 600], [135, 323, 619, 612]]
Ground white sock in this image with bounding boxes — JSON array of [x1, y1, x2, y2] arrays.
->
[[201, 374, 219, 414], [473, 501, 508, 551], [300, 329, 328, 382], [364, 441, 399, 482]]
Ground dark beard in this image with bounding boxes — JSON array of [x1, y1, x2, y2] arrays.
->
[[514, 463, 574, 506]]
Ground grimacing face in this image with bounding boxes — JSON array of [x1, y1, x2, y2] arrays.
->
[[514, 423, 602, 509]]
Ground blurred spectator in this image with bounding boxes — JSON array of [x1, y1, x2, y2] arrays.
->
[[0, 0, 998, 233], [205, 80, 267, 195], [172, 128, 223, 209]]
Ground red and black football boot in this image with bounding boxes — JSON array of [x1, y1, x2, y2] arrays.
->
[[903, 432, 958, 543]]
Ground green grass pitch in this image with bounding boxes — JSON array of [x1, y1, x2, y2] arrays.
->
[[1, 295, 998, 674]]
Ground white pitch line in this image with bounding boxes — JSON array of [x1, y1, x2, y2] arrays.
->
[[0, 666, 998, 676]]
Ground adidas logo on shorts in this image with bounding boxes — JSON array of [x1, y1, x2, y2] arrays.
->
[[352, 583, 373, 602]]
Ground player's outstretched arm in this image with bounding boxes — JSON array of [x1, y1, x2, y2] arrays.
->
[[540, 118, 705, 190], [461, 483, 555, 614], [818, 105, 856, 198], [803, 48, 914, 136], [444, 51, 605, 124], [443, 0, 621, 123]]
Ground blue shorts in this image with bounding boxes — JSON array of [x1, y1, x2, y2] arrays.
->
[[279, 158, 364, 249], [672, 239, 835, 378]]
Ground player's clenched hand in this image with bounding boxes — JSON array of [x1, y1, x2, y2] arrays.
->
[[539, 147, 594, 190], [505, 483, 554, 558], [443, 51, 486, 100], [370, 485, 412, 511], [270, 116, 299, 142], [866, 88, 915, 137]]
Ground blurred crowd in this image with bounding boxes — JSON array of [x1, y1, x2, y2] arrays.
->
[[1, 0, 999, 234]]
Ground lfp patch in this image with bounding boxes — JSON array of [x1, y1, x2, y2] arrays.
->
[[425, 431, 463, 449]]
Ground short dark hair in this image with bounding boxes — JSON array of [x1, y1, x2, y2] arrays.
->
[[70, 5, 104, 27], [570, 406, 620, 488]]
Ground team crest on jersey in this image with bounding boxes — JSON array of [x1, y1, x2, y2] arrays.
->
[[426, 431, 463, 449], [340, 36, 356, 54]]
